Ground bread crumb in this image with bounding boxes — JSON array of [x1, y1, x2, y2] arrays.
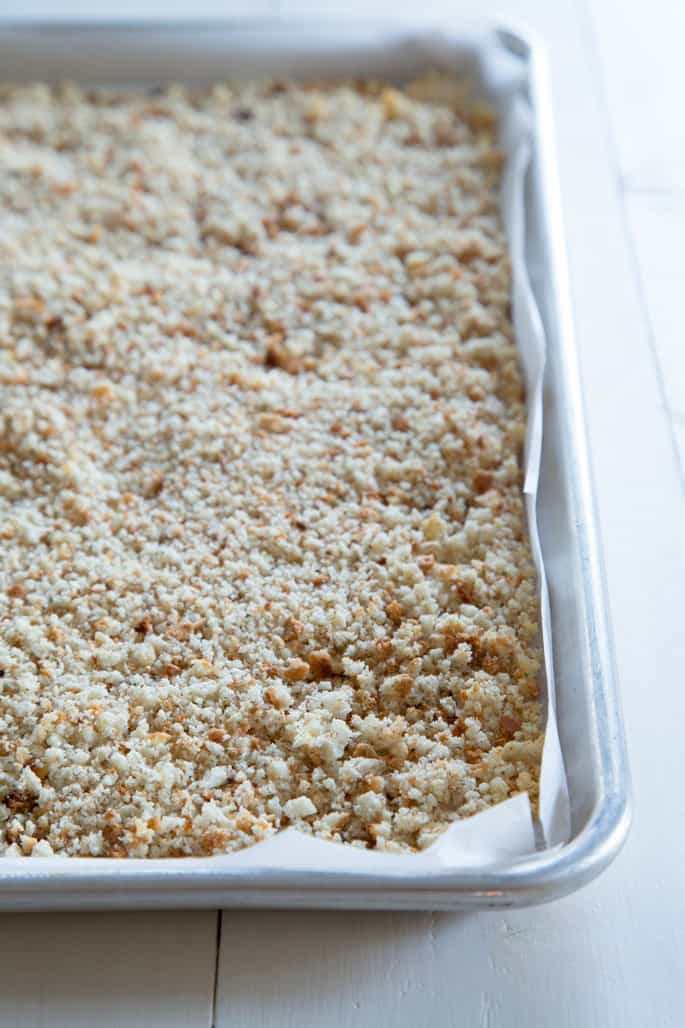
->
[[284, 796, 317, 819], [0, 75, 542, 858]]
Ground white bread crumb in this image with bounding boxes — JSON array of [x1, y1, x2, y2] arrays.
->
[[0, 75, 543, 858]]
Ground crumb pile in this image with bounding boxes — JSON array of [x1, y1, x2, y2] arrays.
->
[[0, 77, 543, 857]]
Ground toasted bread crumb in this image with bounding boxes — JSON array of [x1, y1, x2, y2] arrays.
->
[[0, 75, 542, 857]]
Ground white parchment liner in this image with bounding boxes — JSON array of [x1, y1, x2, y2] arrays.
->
[[3, 27, 570, 875]]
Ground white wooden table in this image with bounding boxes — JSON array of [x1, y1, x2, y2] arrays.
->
[[1, 1, 684, 1025]]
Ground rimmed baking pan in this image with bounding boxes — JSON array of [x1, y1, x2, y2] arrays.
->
[[0, 19, 630, 910]]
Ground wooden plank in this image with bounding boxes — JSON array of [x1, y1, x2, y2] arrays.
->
[[587, 0, 685, 189], [215, 888, 667, 1028], [625, 190, 685, 419], [216, 910, 436, 1028], [0, 911, 217, 1028], [624, 188, 685, 481]]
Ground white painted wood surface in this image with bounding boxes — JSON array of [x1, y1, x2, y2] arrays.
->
[[623, 193, 685, 474], [0, 911, 217, 1027], [589, 0, 685, 191], [1, 1, 684, 1026]]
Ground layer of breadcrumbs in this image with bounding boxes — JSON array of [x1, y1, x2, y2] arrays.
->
[[0, 77, 543, 858]]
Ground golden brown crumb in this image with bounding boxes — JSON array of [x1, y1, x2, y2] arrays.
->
[[0, 75, 542, 858]]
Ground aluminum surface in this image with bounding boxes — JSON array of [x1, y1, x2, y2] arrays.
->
[[0, 19, 631, 910]]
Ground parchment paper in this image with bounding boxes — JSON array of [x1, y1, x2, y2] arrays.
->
[[3, 27, 570, 875]]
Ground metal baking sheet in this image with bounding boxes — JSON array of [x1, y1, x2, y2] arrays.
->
[[0, 19, 630, 910]]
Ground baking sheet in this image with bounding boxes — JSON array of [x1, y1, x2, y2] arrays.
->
[[2, 27, 570, 876]]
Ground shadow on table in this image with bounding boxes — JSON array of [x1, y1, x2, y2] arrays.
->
[[0, 909, 217, 1027], [215, 909, 474, 1025]]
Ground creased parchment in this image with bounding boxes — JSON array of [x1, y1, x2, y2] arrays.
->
[[2, 27, 570, 878]]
